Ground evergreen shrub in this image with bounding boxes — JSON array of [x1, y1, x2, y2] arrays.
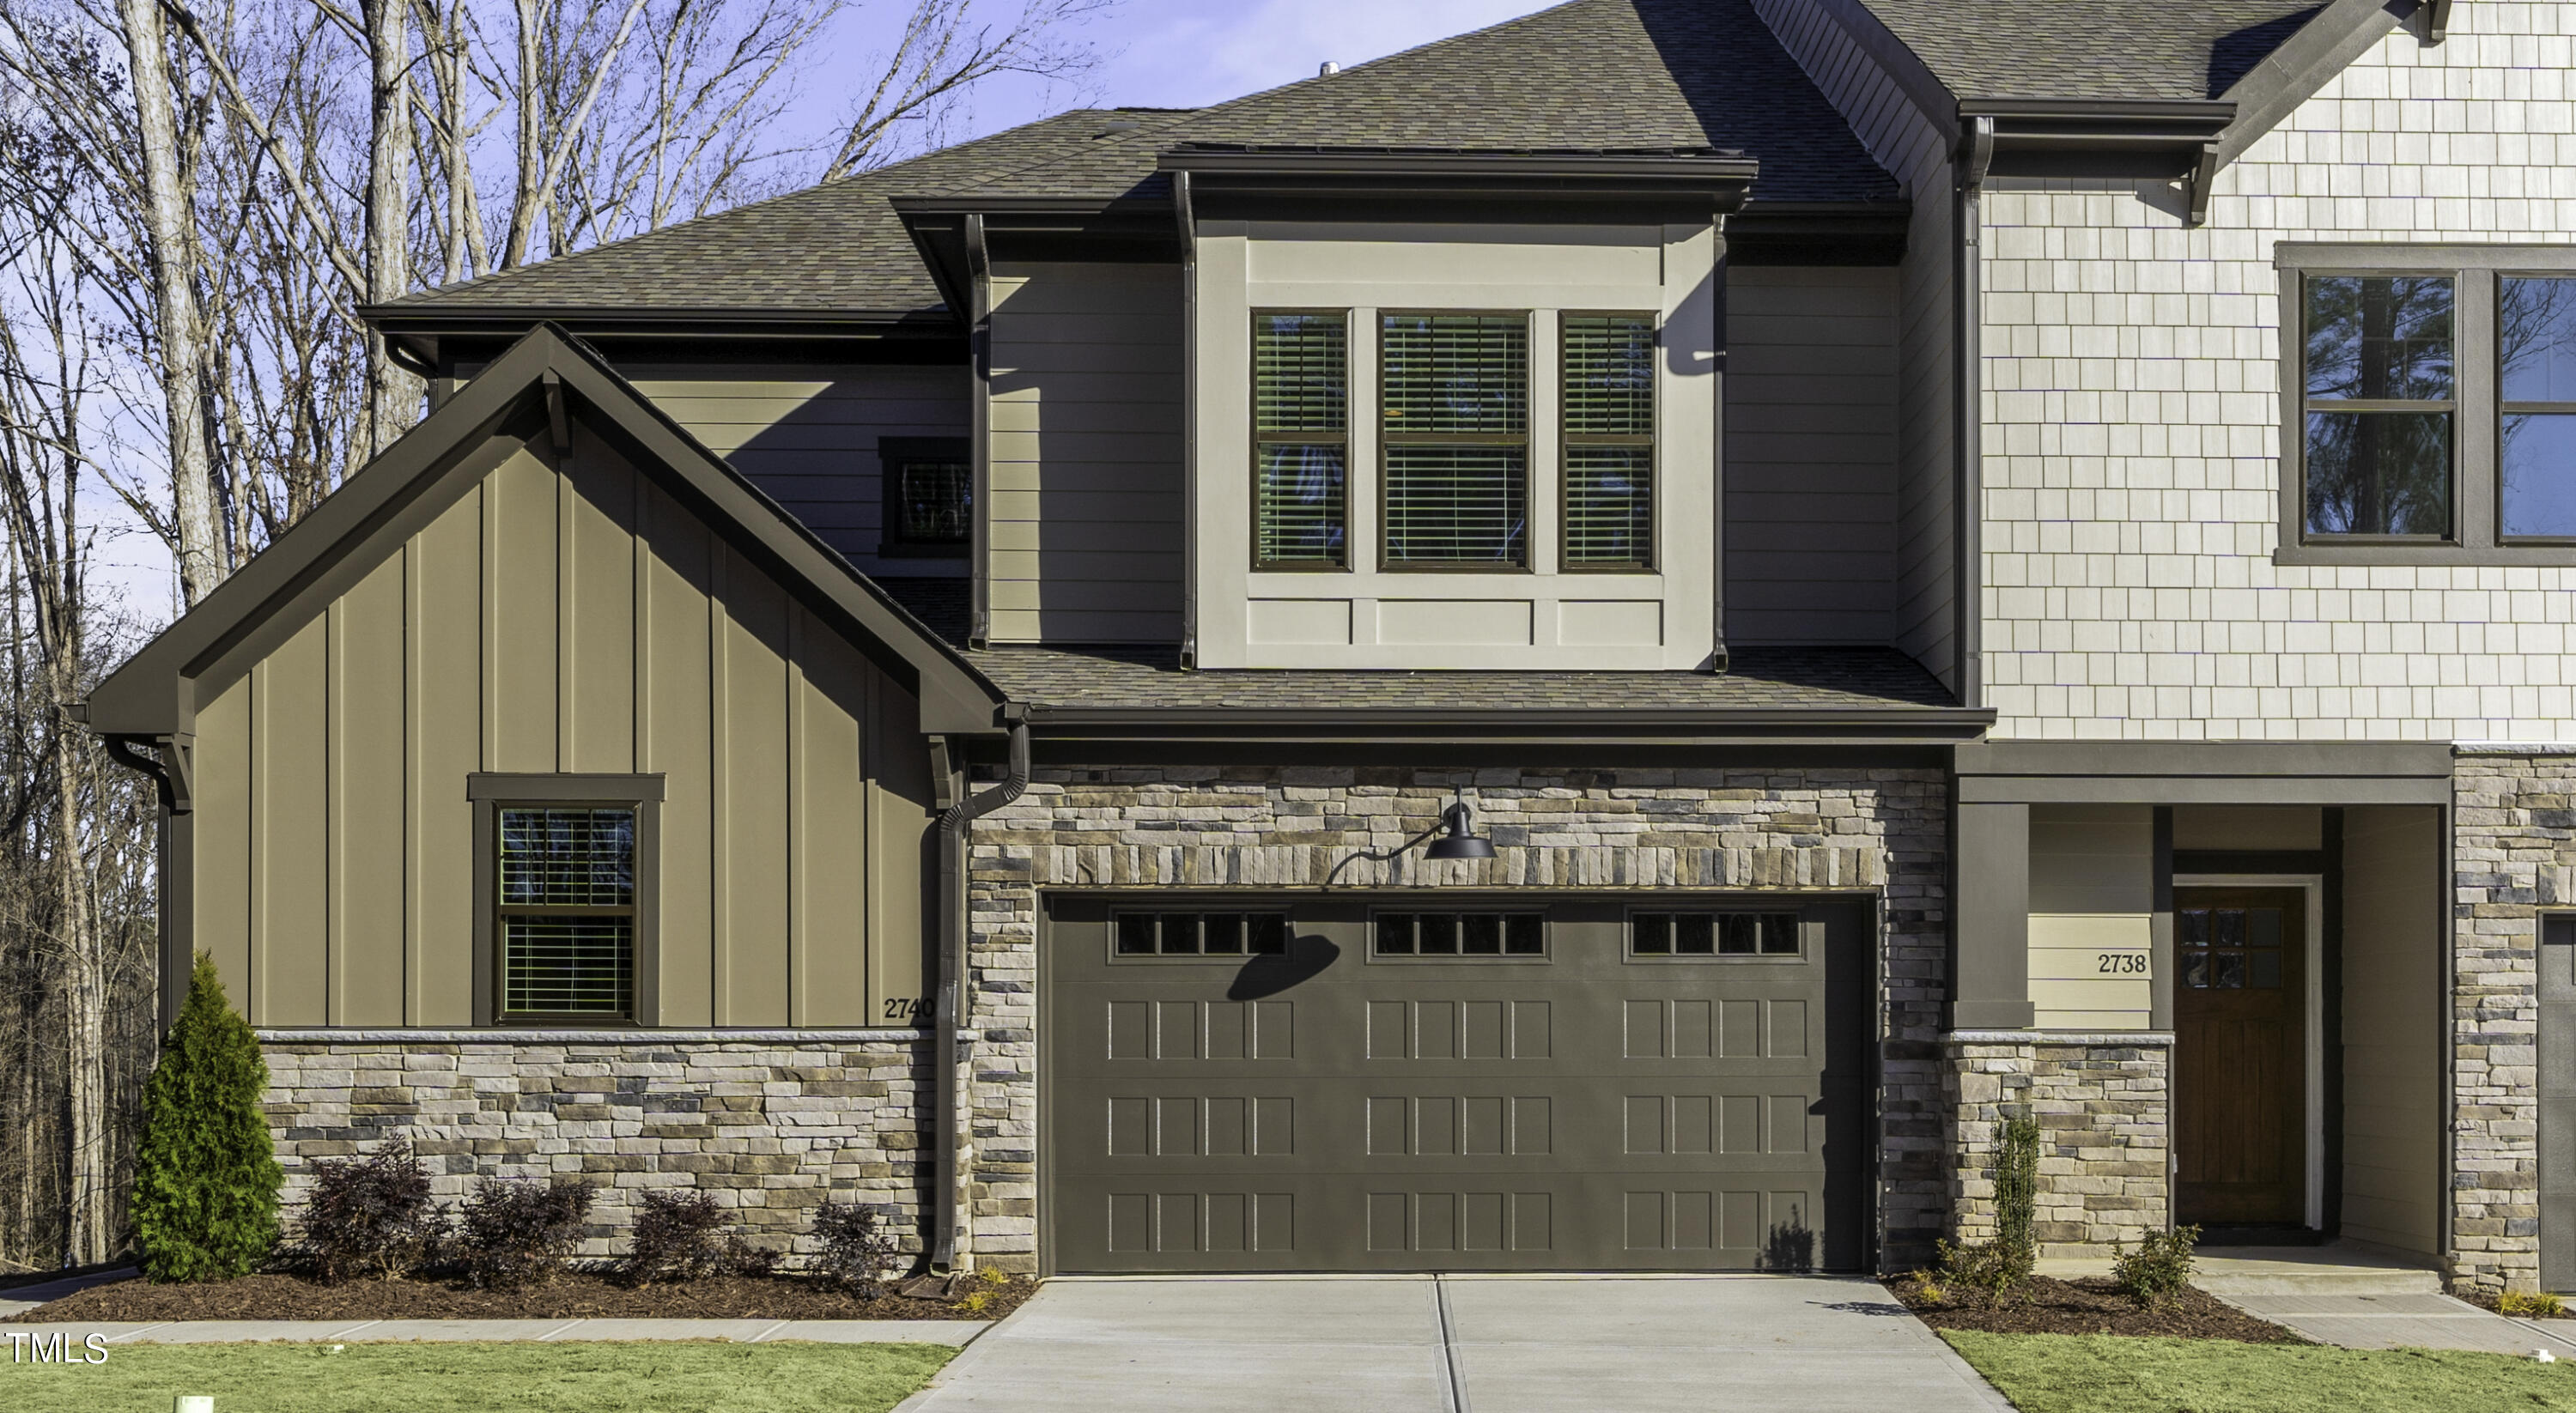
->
[[131, 953, 283, 1282]]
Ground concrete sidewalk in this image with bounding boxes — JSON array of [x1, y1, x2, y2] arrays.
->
[[9, 1316, 986, 1345], [2215, 1293, 2576, 1355], [894, 1275, 2014, 1412]]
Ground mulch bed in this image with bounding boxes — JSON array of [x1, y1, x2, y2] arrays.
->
[[1886, 1272, 2307, 1343], [8, 1269, 1034, 1324]]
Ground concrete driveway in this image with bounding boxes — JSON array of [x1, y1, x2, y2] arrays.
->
[[896, 1275, 2013, 1412]]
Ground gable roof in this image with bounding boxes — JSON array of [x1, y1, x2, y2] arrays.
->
[[373, 0, 1896, 323], [86, 324, 1006, 743], [1848, 0, 2335, 102]]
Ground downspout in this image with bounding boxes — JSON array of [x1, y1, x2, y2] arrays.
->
[[1953, 116, 1996, 711], [967, 214, 993, 651], [1175, 169, 1199, 670], [933, 710, 1028, 1271]]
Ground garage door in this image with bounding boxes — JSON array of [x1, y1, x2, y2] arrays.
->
[[1043, 893, 1872, 1273]]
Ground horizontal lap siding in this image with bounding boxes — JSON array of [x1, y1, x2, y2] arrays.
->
[[1752, 0, 1958, 686], [192, 428, 936, 1027], [628, 365, 969, 579], [1726, 267, 1900, 644], [987, 262, 1185, 643]]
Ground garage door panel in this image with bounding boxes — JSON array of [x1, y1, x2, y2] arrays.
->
[[1048, 894, 1872, 1273]]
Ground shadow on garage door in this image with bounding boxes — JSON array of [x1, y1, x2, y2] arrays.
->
[[1042, 892, 1874, 1274]]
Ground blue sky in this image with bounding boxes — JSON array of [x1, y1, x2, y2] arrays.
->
[[945, 0, 1562, 136]]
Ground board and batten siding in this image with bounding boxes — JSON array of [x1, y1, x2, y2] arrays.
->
[[2340, 804, 2442, 1257], [188, 423, 939, 1028], [1751, 0, 1960, 687], [987, 261, 1186, 643], [1725, 266, 1899, 645], [624, 363, 969, 579], [2026, 804, 2155, 1030]]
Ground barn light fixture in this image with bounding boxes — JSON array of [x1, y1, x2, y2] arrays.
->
[[1323, 786, 1496, 887], [1423, 789, 1497, 860]]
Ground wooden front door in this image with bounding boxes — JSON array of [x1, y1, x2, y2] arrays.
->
[[2174, 888, 2306, 1227]]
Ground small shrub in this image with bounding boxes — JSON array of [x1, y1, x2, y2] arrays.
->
[[1936, 1236, 2033, 1309], [301, 1139, 447, 1283], [1994, 1116, 2040, 1264], [2502, 1290, 2567, 1319], [622, 1190, 726, 1287], [457, 1177, 594, 1289], [132, 954, 284, 1283], [810, 1201, 896, 1298], [2112, 1223, 2201, 1311]]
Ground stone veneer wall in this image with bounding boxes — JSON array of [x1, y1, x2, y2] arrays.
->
[[1943, 1036, 2170, 1258], [2452, 754, 2567, 1295], [963, 763, 1952, 1272], [260, 1035, 935, 1261]]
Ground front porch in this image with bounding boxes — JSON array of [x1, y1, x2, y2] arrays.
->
[[1945, 742, 2497, 1286]]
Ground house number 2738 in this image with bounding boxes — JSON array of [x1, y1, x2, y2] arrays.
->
[[2094, 952, 2151, 976]]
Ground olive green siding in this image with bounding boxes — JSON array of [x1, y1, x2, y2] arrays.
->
[[987, 260, 1187, 644], [623, 364, 970, 577], [2341, 804, 2444, 1257], [190, 423, 938, 1028]]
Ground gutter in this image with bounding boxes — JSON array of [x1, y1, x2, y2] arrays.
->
[[932, 711, 1029, 1272]]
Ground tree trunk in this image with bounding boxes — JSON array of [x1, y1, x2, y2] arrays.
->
[[364, 0, 422, 453], [116, 0, 223, 606], [54, 726, 105, 1267]]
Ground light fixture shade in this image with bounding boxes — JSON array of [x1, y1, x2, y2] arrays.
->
[[1424, 833, 1497, 860]]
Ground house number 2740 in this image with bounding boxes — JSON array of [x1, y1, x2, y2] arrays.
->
[[883, 997, 933, 1022]]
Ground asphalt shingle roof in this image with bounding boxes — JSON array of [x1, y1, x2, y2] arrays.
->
[[1851, 1, 2328, 102], [387, 0, 1898, 318], [963, 646, 1961, 714], [379, 109, 1167, 315]]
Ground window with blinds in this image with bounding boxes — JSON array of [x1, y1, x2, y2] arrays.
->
[[1252, 312, 1349, 568], [1380, 312, 1528, 567], [497, 806, 636, 1017], [1561, 313, 1656, 569]]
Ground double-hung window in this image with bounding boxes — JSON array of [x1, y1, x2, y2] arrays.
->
[[2501, 276, 2576, 539], [471, 773, 660, 1025], [2299, 273, 2456, 539], [1380, 312, 1529, 569], [1561, 312, 1656, 570], [2280, 246, 2576, 563], [1252, 312, 1349, 568]]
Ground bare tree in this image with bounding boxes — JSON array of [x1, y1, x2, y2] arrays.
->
[[823, 0, 1110, 181]]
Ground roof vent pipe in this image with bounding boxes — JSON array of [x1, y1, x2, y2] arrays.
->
[[1318, 60, 1339, 76]]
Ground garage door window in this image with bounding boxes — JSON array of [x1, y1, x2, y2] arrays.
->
[[1630, 910, 1798, 958], [1372, 910, 1544, 957], [1114, 912, 1289, 958]]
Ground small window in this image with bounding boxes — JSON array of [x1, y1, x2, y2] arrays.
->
[[2501, 276, 2576, 538], [1381, 312, 1529, 569], [1373, 911, 1543, 957], [879, 436, 970, 555], [2300, 274, 2455, 539], [498, 806, 637, 1017], [2178, 905, 2284, 990], [1253, 312, 1349, 569], [1561, 313, 1656, 571], [1114, 912, 1290, 958], [1631, 911, 1797, 958]]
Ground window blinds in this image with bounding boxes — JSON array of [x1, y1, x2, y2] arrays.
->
[[1561, 313, 1655, 568], [498, 807, 636, 1016], [1253, 312, 1348, 567], [1381, 313, 1528, 567]]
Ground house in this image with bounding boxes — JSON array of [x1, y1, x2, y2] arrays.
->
[[83, 0, 2576, 1293]]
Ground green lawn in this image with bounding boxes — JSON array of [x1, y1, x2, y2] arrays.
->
[[1946, 1331, 2576, 1413], [0, 1339, 952, 1413]]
